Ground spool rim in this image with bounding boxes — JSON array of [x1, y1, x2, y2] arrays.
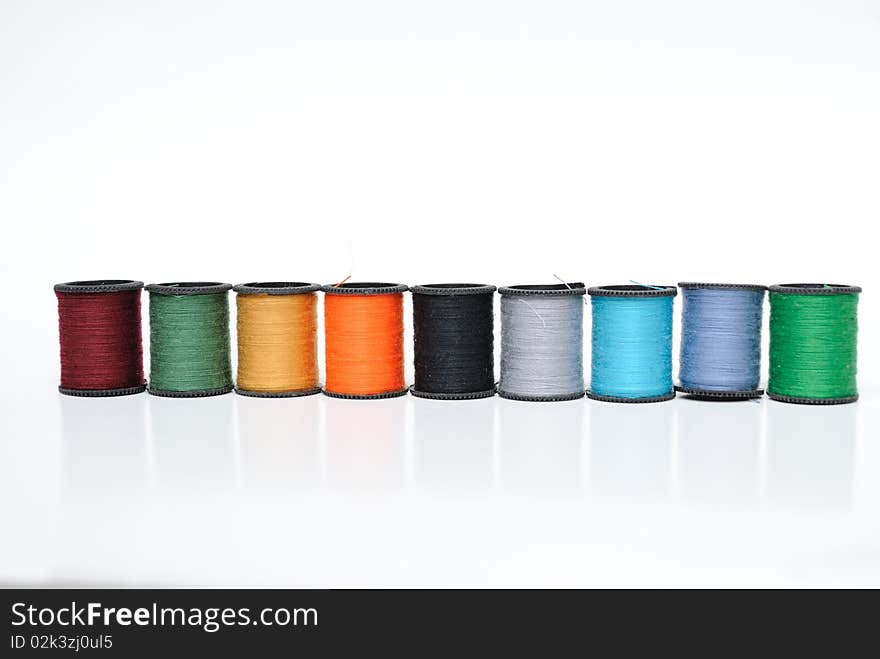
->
[[675, 385, 764, 400], [678, 282, 767, 292], [410, 283, 496, 296], [497, 389, 586, 402], [769, 283, 861, 295], [147, 385, 234, 398], [586, 390, 676, 403], [498, 282, 586, 296], [409, 385, 496, 400], [235, 386, 323, 398], [234, 282, 321, 295], [322, 387, 409, 399], [59, 383, 147, 397], [321, 282, 408, 295], [588, 284, 677, 298], [767, 392, 859, 405], [146, 282, 232, 295], [54, 280, 144, 294]]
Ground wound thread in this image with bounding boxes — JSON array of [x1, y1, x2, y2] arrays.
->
[[235, 282, 321, 397], [411, 284, 496, 399], [498, 283, 586, 402], [768, 284, 861, 404], [55, 280, 146, 396], [146, 282, 233, 397], [678, 283, 766, 397], [323, 282, 408, 398], [588, 285, 677, 402]]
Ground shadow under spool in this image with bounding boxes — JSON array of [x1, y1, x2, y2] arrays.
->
[[497, 283, 586, 402], [767, 283, 861, 405], [233, 282, 322, 398], [587, 284, 677, 403], [322, 282, 409, 399], [54, 279, 146, 397], [410, 283, 497, 400], [145, 282, 234, 398], [675, 282, 767, 401]]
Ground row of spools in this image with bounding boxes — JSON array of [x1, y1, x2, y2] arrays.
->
[[54, 279, 861, 404]]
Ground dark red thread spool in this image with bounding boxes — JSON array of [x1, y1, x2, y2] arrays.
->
[[55, 280, 146, 396]]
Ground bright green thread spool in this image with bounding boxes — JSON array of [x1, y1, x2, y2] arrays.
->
[[768, 284, 861, 405], [146, 282, 233, 397]]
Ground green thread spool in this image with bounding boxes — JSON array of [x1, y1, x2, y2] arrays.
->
[[146, 282, 233, 397], [768, 283, 861, 405]]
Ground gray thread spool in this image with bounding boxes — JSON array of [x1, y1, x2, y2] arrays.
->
[[497, 283, 586, 402]]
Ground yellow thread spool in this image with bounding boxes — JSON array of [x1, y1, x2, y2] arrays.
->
[[234, 282, 321, 397]]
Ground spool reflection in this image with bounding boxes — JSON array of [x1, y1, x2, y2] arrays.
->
[[589, 401, 673, 501], [235, 395, 321, 493], [677, 399, 760, 507], [497, 399, 585, 499], [323, 397, 406, 495], [766, 401, 856, 508], [412, 398, 494, 498], [60, 394, 148, 501], [149, 395, 235, 493]]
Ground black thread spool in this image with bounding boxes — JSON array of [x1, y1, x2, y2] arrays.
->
[[410, 284, 497, 400]]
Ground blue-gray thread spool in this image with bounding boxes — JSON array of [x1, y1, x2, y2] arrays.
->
[[677, 283, 767, 399], [497, 283, 586, 402]]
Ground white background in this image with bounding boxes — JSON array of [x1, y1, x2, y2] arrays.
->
[[1, 0, 879, 586]]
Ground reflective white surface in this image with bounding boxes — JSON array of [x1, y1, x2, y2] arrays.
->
[[2, 385, 878, 587]]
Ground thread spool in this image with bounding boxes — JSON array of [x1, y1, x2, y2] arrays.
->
[[146, 282, 233, 397], [410, 284, 496, 400], [54, 279, 146, 397], [676, 283, 767, 400], [322, 282, 409, 399], [767, 283, 861, 405], [497, 283, 586, 402], [234, 282, 322, 398], [588, 284, 677, 403]]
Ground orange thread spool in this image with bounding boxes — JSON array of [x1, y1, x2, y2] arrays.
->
[[323, 282, 409, 398], [234, 282, 322, 397]]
